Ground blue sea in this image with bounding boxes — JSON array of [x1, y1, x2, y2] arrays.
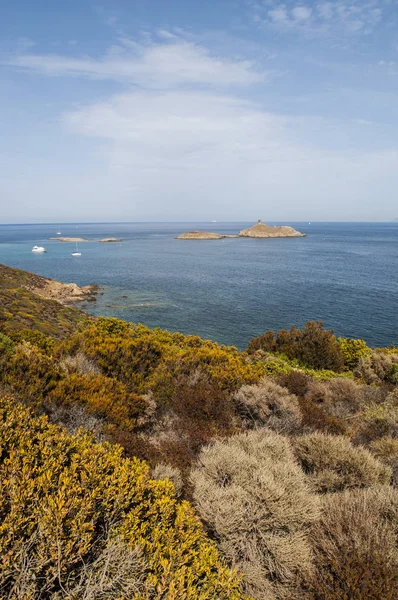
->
[[0, 222, 397, 349]]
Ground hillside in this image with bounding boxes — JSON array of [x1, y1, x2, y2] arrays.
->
[[0, 265, 397, 599], [0, 264, 90, 338]]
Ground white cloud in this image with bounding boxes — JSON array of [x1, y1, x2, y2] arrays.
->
[[255, 1, 385, 37], [6, 37, 264, 88]]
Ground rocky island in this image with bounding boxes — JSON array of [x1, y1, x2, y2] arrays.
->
[[238, 220, 305, 238], [99, 237, 122, 242], [177, 220, 305, 240], [176, 231, 229, 240]]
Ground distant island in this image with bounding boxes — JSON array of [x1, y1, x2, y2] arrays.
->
[[49, 237, 122, 243], [177, 220, 305, 240], [49, 237, 88, 242], [238, 220, 305, 238]]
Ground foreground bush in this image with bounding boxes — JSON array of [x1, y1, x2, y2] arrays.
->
[[234, 379, 302, 433], [0, 395, 245, 599], [293, 433, 391, 493], [307, 486, 398, 599], [191, 430, 319, 599]]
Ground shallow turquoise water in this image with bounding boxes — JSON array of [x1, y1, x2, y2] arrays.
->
[[0, 222, 397, 349]]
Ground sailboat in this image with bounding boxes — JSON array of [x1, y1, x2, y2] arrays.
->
[[71, 242, 81, 257]]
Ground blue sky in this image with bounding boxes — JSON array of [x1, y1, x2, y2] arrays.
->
[[1, 0, 398, 222]]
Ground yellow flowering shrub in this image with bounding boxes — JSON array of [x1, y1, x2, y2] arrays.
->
[[0, 395, 246, 599]]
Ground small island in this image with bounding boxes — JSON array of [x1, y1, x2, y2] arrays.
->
[[238, 220, 305, 238], [176, 231, 229, 240], [177, 220, 305, 240], [49, 237, 88, 242], [99, 238, 122, 243]]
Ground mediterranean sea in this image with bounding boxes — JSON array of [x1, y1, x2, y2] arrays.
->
[[0, 222, 397, 349]]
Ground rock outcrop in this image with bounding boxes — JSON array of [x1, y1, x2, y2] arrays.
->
[[99, 238, 122, 242], [238, 220, 305, 238], [49, 237, 88, 242]]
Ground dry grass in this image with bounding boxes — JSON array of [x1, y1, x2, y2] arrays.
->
[[307, 486, 398, 599], [191, 429, 319, 599], [60, 352, 101, 376], [234, 380, 302, 433], [293, 433, 392, 493]]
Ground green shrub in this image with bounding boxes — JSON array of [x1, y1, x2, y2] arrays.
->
[[0, 332, 15, 355], [338, 337, 371, 370], [247, 322, 345, 372]]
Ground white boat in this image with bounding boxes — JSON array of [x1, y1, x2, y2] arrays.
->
[[32, 245, 46, 253], [71, 242, 81, 257], [56, 231, 61, 235]]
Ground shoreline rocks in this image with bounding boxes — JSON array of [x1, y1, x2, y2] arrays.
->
[[99, 238, 122, 242], [29, 278, 99, 305], [176, 232, 229, 240]]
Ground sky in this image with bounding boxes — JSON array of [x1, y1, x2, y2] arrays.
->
[[1, 0, 398, 223]]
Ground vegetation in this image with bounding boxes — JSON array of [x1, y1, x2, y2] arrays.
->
[[0, 264, 397, 599]]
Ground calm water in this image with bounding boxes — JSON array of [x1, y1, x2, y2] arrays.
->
[[0, 222, 397, 349]]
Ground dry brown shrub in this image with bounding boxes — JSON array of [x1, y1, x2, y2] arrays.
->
[[370, 437, 398, 486], [298, 396, 347, 435], [59, 352, 101, 376], [191, 429, 319, 600], [276, 370, 311, 397], [234, 379, 302, 433], [355, 350, 398, 384], [294, 433, 391, 493], [307, 486, 398, 599], [151, 463, 183, 497]]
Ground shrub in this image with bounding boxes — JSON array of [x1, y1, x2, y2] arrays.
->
[[152, 463, 183, 497], [305, 377, 363, 420], [337, 337, 371, 370], [356, 392, 398, 444], [247, 322, 345, 372], [355, 350, 398, 384], [307, 486, 398, 599], [0, 395, 246, 599], [293, 433, 391, 493], [234, 379, 302, 433], [8, 328, 55, 354], [191, 429, 320, 600], [277, 370, 311, 397], [59, 351, 101, 376], [0, 332, 15, 355], [370, 437, 398, 486], [297, 396, 347, 435]]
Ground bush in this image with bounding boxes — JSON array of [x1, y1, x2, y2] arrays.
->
[[307, 486, 398, 599], [293, 433, 391, 493], [0, 332, 15, 355], [305, 377, 363, 420], [8, 328, 55, 354], [370, 437, 398, 486], [191, 429, 319, 599], [277, 370, 311, 397], [152, 463, 183, 497], [355, 350, 398, 384], [0, 395, 245, 599], [337, 337, 371, 370], [234, 379, 302, 433], [297, 396, 347, 435], [247, 322, 345, 372], [356, 391, 398, 444]]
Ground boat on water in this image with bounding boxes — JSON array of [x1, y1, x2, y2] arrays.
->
[[32, 245, 46, 253], [56, 231, 61, 235], [71, 242, 81, 257]]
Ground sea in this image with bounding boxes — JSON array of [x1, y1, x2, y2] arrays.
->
[[0, 222, 397, 350]]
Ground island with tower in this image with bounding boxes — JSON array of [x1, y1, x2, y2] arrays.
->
[[176, 220, 305, 240]]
